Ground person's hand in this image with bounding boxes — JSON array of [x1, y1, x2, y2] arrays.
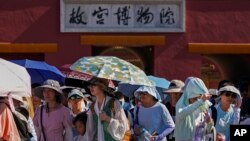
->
[[216, 132, 225, 141], [201, 94, 212, 102], [204, 112, 212, 123], [150, 136, 156, 141], [99, 111, 111, 123], [235, 96, 242, 108], [134, 125, 141, 135]]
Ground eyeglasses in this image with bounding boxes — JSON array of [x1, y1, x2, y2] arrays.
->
[[224, 92, 237, 99]]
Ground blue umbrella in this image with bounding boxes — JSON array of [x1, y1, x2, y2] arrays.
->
[[11, 59, 65, 84], [148, 75, 170, 100], [147, 75, 170, 89], [118, 82, 141, 98]]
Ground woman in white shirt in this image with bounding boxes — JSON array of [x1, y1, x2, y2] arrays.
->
[[85, 77, 129, 141]]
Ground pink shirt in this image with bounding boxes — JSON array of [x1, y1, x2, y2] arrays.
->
[[33, 104, 72, 141]]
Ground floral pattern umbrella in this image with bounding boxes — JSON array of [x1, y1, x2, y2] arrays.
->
[[70, 56, 152, 86]]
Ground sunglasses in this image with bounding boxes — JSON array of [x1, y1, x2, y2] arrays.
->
[[69, 95, 82, 100], [224, 92, 237, 99]]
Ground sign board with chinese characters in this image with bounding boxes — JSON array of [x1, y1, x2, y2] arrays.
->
[[60, 0, 185, 32]]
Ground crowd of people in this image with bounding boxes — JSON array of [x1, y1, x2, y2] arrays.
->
[[1, 76, 250, 141]]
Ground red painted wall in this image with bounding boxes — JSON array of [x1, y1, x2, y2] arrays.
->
[[154, 0, 250, 81], [1, 0, 250, 82], [0, 0, 91, 66]]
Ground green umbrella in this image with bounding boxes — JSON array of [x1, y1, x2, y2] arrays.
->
[[70, 56, 152, 86]]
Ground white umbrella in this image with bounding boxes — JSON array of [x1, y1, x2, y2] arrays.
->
[[0, 58, 31, 97]]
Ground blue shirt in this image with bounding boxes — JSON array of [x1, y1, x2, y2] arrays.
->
[[210, 104, 240, 141], [134, 102, 175, 141]]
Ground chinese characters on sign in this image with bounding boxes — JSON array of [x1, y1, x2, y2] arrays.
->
[[62, 2, 184, 32]]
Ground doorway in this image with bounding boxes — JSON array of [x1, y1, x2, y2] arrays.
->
[[92, 46, 154, 74], [202, 54, 250, 92]]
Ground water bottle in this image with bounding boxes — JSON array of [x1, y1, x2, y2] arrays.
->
[[142, 128, 151, 141]]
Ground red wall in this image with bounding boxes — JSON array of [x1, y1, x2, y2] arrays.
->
[[1, 0, 250, 82], [0, 0, 91, 66], [154, 0, 250, 81]]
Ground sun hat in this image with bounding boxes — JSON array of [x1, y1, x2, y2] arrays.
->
[[164, 79, 185, 93], [134, 85, 161, 100], [87, 77, 116, 97], [34, 79, 63, 99], [68, 89, 85, 100], [218, 85, 240, 98]]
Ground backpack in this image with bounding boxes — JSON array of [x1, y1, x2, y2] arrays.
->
[[0, 101, 32, 141]]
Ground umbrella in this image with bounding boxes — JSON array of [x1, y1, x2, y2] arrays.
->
[[60, 64, 92, 81], [60, 64, 93, 94], [70, 56, 152, 86], [0, 58, 31, 97], [147, 75, 170, 89], [148, 75, 170, 100], [117, 83, 141, 98], [11, 59, 65, 84]]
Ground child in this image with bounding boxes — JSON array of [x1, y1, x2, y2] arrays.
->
[[73, 112, 88, 141]]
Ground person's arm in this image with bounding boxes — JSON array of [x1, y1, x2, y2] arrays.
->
[[176, 99, 206, 120], [154, 105, 175, 141], [64, 127, 73, 141], [62, 108, 73, 141], [233, 97, 242, 124], [176, 94, 211, 120], [154, 127, 174, 141]]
